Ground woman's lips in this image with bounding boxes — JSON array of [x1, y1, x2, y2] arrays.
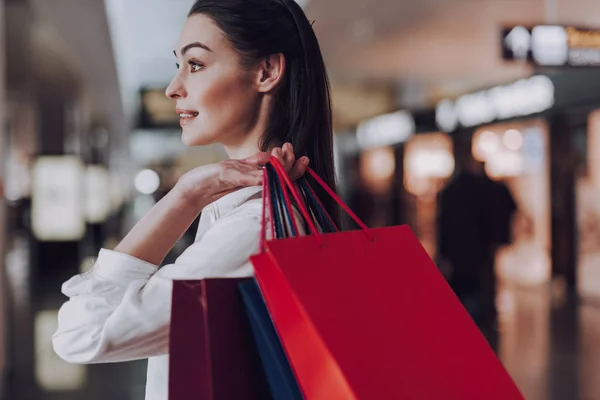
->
[[176, 109, 199, 126]]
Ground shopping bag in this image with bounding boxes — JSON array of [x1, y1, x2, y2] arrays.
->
[[237, 165, 305, 400], [239, 280, 304, 400], [169, 279, 272, 400], [250, 158, 524, 400]]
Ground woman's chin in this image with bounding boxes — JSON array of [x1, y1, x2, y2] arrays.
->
[[181, 129, 213, 147]]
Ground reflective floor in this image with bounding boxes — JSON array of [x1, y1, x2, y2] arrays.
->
[[9, 275, 600, 399], [497, 282, 600, 400]]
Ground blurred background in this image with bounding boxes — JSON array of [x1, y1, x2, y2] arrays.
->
[[1, 0, 600, 399]]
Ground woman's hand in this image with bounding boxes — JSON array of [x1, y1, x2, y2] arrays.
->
[[176, 143, 308, 210], [116, 143, 306, 265]]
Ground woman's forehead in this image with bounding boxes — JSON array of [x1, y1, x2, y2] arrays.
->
[[176, 14, 225, 55]]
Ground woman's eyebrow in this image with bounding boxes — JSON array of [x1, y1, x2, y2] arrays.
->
[[174, 41, 213, 57]]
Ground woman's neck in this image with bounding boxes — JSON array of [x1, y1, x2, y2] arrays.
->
[[222, 94, 275, 160]]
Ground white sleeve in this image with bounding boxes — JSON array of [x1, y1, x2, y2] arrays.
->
[[52, 203, 262, 364]]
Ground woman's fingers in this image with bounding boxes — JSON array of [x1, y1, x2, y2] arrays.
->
[[245, 143, 309, 181], [288, 156, 309, 181], [271, 147, 286, 168], [281, 143, 295, 169], [246, 143, 295, 167], [237, 170, 263, 187], [245, 147, 290, 169], [273, 143, 298, 172], [244, 152, 271, 166], [222, 162, 263, 187]]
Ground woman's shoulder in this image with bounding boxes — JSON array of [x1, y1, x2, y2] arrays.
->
[[164, 192, 264, 279], [209, 187, 262, 219], [218, 189, 263, 221], [192, 188, 263, 244]]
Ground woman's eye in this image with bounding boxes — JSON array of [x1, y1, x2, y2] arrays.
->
[[175, 62, 180, 70], [188, 60, 204, 72]]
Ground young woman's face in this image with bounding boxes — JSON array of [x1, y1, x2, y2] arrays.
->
[[166, 14, 261, 147]]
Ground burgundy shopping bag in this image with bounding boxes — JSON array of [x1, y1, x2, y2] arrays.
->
[[250, 158, 524, 400], [169, 279, 272, 400]]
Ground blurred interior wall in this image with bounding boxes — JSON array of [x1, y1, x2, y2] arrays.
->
[[3, 0, 36, 396], [0, 0, 7, 395]]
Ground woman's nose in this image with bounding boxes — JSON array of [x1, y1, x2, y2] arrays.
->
[[165, 76, 186, 99]]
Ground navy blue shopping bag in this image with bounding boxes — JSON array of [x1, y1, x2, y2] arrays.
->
[[239, 280, 304, 400]]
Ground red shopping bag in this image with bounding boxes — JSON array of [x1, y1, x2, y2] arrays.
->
[[169, 279, 271, 400], [251, 158, 524, 400]]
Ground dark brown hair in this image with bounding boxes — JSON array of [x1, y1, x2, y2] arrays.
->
[[189, 0, 340, 226]]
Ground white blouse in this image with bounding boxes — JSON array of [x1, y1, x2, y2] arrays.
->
[[52, 186, 266, 400]]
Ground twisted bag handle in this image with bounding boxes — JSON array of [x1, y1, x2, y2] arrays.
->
[[260, 157, 372, 251], [260, 163, 302, 250], [297, 177, 338, 234]]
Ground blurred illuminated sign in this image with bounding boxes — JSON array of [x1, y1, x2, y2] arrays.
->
[[138, 88, 179, 129], [502, 25, 600, 67], [32, 156, 86, 241], [359, 147, 396, 193], [404, 133, 454, 197], [356, 110, 415, 149], [435, 76, 555, 131]]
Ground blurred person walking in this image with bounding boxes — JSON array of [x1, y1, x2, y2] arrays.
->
[[51, 1, 338, 399], [437, 151, 516, 348]]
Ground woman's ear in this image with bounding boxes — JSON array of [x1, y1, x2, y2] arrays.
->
[[256, 53, 285, 93]]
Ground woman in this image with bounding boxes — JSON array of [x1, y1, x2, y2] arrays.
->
[[52, 0, 338, 399]]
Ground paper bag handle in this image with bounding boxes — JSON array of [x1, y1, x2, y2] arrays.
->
[[297, 178, 339, 233], [260, 163, 310, 250], [269, 157, 372, 241]]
